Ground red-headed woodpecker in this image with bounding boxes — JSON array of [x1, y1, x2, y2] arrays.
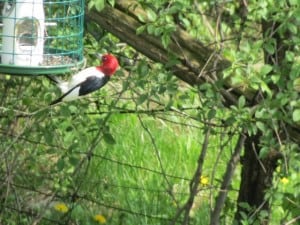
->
[[47, 54, 119, 105]]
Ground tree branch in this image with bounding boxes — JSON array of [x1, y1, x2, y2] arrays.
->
[[85, 3, 241, 106], [85, 1, 300, 143], [210, 132, 246, 225], [170, 126, 211, 225]]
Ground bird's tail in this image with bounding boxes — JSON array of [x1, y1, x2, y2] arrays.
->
[[49, 96, 64, 105], [45, 75, 62, 84], [45, 74, 69, 94], [49, 83, 80, 105]]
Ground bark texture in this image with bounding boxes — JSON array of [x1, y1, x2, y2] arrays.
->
[[85, 2, 300, 224]]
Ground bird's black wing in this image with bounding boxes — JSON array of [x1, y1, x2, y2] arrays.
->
[[78, 75, 110, 96], [50, 76, 110, 105]]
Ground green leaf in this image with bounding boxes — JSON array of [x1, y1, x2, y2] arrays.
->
[[107, 0, 115, 7], [137, 62, 149, 75], [92, 0, 105, 11], [238, 96, 246, 108], [256, 121, 266, 132], [292, 109, 300, 122], [43, 92, 52, 103], [103, 132, 116, 145], [147, 24, 155, 34], [56, 158, 65, 171], [199, 83, 212, 91], [260, 81, 272, 97], [180, 18, 190, 27], [122, 80, 130, 90], [271, 74, 280, 84], [137, 94, 148, 105], [137, 14, 145, 23], [164, 24, 176, 33], [293, 77, 300, 92], [224, 116, 236, 126], [287, 23, 297, 34], [167, 3, 182, 14], [154, 27, 163, 36], [238, 202, 251, 211], [71, 205, 85, 220], [207, 109, 216, 119], [248, 123, 257, 136], [69, 156, 79, 166], [289, 0, 299, 5], [68, 105, 78, 113], [222, 49, 236, 62], [136, 25, 146, 35], [264, 40, 275, 55], [285, 51, 295, 62], [260, 65, 273, 76], [87, 1, 94, 10], [60, 105, 71, 117], [230, 72, 244, 86], [259, 147, 270, 159], [44, 131, 53, 144], [162, 34, 171, 48], [146, 8, 157, 22], [255, 108, 266, 119]]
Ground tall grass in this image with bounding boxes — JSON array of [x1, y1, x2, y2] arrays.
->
[[80, 113, 237, 224]]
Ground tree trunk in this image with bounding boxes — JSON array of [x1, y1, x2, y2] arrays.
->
[[234, 20, 290, 224], [86, 2, 300, 224], [234, 133, 281, 224]]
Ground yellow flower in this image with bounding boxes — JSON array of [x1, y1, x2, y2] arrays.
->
[[94, 214, 106, 224], [280, 177, 289, 185], [53, 202, 69, 213], [200, 175, 209, 186]]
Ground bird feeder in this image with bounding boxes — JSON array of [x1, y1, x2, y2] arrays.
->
[[0, 0, 84, 75]]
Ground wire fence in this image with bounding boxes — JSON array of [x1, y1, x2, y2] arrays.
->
[[0, 71, 239, 225]]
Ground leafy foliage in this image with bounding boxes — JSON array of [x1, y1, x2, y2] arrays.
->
[[0, 0, 299, 225]]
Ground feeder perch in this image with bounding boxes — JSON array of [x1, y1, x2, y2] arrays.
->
[[0, 0, 84, 75]]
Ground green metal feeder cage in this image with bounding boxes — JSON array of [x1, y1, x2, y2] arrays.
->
[[0, 0, 84, 75]]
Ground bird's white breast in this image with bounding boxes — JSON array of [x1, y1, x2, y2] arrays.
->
[[69, 67, 105, 89], [57, 67, 105, 101]]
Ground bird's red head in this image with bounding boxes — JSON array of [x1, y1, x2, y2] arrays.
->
[[98, 54, 119, 76]]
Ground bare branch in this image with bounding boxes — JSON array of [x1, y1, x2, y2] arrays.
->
[[170, 126, 211, 225], [210, 132, 246, 225]]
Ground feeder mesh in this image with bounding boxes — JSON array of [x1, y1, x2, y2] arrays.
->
[[0, 0, 84, 75]]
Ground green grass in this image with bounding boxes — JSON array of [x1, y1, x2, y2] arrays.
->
[[0, 88, 238, 225], [78, 113, 237, 225]]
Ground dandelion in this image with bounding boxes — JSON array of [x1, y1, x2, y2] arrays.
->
[[200, 175, 209, 186], [94, 214, 106, 224], [280, 177, 289, 185], [53, 202, 69, 213]]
